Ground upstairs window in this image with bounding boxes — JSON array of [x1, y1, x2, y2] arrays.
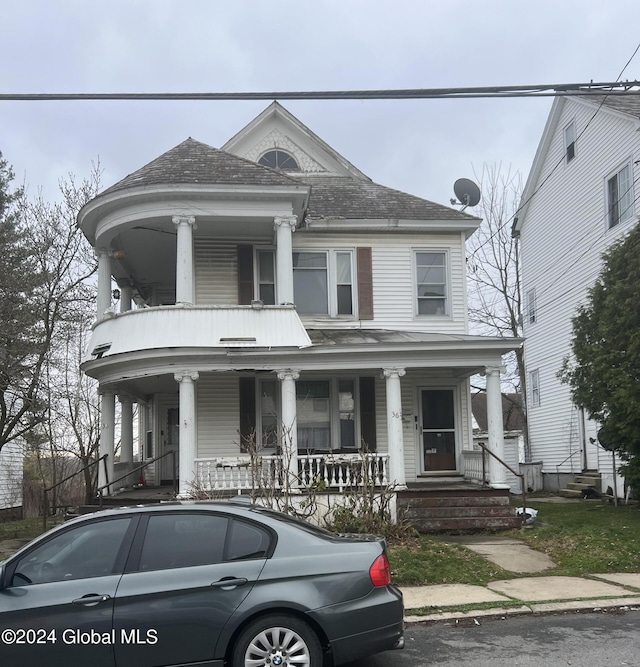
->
[[258, 149, 299, 171], [257, 249, 276, 305], [415, 251, 448, 316], [607, 162, 633, 229], [530, 369, 540, 408], [293, 250, 354, 317], [526, 288, 537, 324], [564, 121, 576, 163]]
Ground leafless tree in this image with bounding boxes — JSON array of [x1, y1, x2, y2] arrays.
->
[[466, 164, 528, 454]]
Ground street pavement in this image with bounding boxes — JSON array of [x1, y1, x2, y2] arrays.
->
[[400, 534, 640, 623]]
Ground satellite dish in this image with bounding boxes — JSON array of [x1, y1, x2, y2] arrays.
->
[[597, 425, 616, 452], [453, 178, 481, 208]]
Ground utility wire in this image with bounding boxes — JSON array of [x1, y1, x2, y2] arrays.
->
[[1, 81, 640, 102]]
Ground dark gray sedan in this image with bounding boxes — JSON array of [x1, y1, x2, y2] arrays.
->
[[0, 500, 403, 666]]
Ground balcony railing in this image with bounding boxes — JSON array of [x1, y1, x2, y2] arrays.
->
[[195, 453, 390, 493]]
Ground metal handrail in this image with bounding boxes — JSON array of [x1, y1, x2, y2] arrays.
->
[[556, 449, 581, 491], [42, 455, 108, 531], [96, 450, 177, 506], [476, 441, 527, 527]]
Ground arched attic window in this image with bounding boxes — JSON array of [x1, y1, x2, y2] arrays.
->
[[258, 149, 299, 171]]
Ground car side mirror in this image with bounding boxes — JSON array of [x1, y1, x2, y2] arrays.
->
[[0, 561, 6, 591]]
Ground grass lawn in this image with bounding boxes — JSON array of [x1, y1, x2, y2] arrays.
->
[[389, 499, 640, 586]]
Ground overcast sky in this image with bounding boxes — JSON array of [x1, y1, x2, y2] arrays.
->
[[2, 0, 640, 207]]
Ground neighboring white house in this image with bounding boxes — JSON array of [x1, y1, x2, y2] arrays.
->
[[78, 102, 520, 502], [0, 441, 23, 516], [514, 94, 640, 495]]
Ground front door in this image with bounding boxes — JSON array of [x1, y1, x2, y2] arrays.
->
[[420, 389, 457, 472]]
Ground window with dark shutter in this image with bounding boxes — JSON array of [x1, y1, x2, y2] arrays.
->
[[357, 247, 374, 320], [239, 377, 256, 451], [359, 377, 377, 451]]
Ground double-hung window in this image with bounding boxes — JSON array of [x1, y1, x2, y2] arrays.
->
[[293, 250, 354, 316], [296, 378, 358, 452], [526, 288, 537, 325], [564, 121, 576, 163], [256, 249, 276, 304], [607, 162, 633, 229], [530, 370, 540, 408], [415, 251, 448, 316]]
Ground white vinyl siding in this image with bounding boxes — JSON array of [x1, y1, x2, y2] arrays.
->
[[195, 239, 238, 305], [292, 233, 467, 333], [0, 442, 23, 510], [519, 96, 640, 471]]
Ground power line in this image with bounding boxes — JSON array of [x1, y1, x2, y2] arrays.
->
[[1, 81, 640, 102]]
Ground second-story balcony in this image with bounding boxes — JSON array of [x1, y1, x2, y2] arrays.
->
[[87, 304, 311, 361]]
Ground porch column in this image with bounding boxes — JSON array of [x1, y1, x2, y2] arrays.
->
[[277, 369, 300, 488], [274, 215, 296, 305], [172, 215, 196, 306], [119, 394, 134, 484], [117, 278, 133, 313], [98, 389, 116, 495], [383, 367, 407, 488], [96, 248, 112, 319], [174, 371, 199, 498], [485, 365, 509, 489]]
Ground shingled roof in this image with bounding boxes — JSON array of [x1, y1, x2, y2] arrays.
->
[[584, 94, 640, 119], [100, 137, 302, 196], [296, 174, 477, 222], [98, 137, 476, 223]]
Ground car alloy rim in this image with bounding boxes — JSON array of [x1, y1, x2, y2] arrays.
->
[[245, 626, 311, 666]]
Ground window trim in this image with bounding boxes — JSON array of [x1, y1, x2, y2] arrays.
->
[[255, 247, 277, 305], [293, 249, 357, 318], [564, 120, 576, 164], [606, 159, 634, 230], [413, 249, 451, 318], [530, 369, 540, 408], [526, 288, 537, 325], [258, 149, 300, 171]]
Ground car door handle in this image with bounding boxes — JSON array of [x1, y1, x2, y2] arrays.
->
[[72, 594, 111, 606], [210, 577, 248, 589]]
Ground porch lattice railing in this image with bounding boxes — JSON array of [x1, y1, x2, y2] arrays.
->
[[195, 453, 390, 493]]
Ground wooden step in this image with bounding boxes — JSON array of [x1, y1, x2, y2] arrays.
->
[[397, 495, 510, 509]]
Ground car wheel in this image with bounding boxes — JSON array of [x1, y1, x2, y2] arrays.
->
[[233, 614, 322, 667]]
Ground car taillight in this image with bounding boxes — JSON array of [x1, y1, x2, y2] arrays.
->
[[369, 553, 391, 586]]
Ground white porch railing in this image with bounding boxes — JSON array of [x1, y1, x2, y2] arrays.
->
[[195, 453, 390, 493], [462, 450, 486, 485]]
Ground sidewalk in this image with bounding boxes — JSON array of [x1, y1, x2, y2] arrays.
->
[[399, 534, 640, 623]]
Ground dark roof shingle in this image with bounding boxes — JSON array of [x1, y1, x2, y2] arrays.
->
[[100, 137, 302, 196], [296, 175, 477, 222], [583, 94, 640, 119]]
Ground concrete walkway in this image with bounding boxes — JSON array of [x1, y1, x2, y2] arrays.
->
[[400, 534, 640, 623]]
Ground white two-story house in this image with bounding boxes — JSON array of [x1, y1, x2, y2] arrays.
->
[[514, 94, 640, 496], [78, 102, 519, 515]]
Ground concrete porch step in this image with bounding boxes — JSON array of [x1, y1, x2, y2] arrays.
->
[[403, 504, 518, 519], [407, 515, 522, 532]]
